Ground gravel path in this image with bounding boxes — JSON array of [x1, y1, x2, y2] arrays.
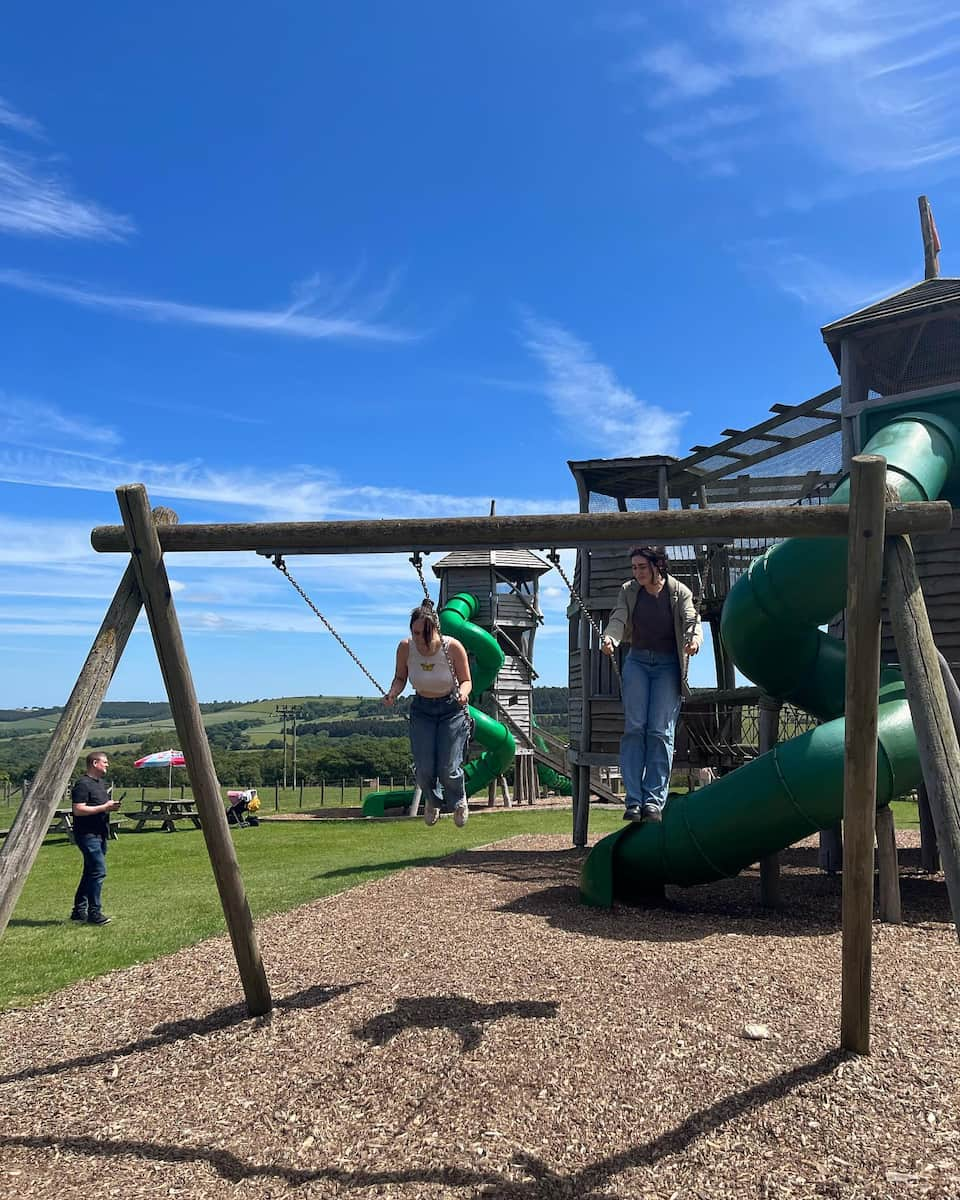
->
[[0, 831, 957, 1199]]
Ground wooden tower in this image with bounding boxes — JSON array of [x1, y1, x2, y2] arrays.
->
[[821, 196, 960, 678], [432, 549, 552, 803]]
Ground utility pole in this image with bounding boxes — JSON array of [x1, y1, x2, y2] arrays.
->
[[275, 703, 304, 791], [276, 704, 288, 789]]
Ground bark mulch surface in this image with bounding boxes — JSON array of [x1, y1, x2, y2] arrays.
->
[[1, 832, 958, 1199]]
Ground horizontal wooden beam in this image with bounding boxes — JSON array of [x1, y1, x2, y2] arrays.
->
[[90, 498, 953, 556]]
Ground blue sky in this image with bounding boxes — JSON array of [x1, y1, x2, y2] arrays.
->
[[3, 1, 959, 706]]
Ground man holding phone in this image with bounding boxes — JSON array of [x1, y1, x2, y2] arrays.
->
[[70, 752, 121, 926]]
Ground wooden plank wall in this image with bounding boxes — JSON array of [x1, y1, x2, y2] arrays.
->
[[441, 569, 493, 625], [881, 524, 960, 672]]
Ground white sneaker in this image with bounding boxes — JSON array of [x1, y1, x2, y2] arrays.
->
[[423, 795, 440, 826], [453, 802, 469, 828]]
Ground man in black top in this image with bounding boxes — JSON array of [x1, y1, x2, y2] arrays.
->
[[70, 752, 121, 925]]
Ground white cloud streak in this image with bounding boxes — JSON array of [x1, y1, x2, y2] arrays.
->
[[0, 268, 419, 344], [520, 314, 687, 455], [0, 393, 121, 451], [0, 95, 133, 240], [736, 239, 914, 314], [0, 443, 575, 522], [0, 98, 44, 138], [629, 1, 960, 183]]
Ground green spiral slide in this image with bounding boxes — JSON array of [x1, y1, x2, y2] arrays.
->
[[362, 593, 516, 817], [581, 411, 960, 906]]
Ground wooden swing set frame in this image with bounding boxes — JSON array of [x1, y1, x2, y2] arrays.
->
[[0, 474, 957, 1058]]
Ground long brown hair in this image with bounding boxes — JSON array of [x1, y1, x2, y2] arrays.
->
[[629, 545, 669, 579], [409, 604, 440, 644]]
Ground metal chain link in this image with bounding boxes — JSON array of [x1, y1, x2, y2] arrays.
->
[[270, 555, 388, 696], [410, 553, 470, 711], [547, 549, 621, 681]]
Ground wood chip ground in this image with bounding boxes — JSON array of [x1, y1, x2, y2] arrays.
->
[[1, 830, 958, 1199]]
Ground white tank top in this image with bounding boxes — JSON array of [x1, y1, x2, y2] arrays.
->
[[407, 637, 456, 696]]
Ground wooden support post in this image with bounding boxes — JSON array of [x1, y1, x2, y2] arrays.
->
[[574, 543, 593, 846], [116, 484, 272, 1016], [0, 512, 171, 938], [840, 455, 887, 1055], [918, 781, 940, 873], [885, 534, 960, 938], [573, 765, 590, 845], [919, 195, 941, 281], [875, 806, 902, 924], [758, 694, 782, 907], [819, 825, 843, 874]]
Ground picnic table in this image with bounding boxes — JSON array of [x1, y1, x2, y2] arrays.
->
[[54, 808, 126, 840], [0, 809, 125, 842], [127, 797, 202, 833]]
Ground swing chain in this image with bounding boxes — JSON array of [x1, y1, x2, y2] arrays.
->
[[547, 549, 621, 681], [410, 552, 470, 712], [270, 555, 388, 696]]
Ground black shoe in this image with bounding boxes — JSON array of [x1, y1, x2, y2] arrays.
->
[[70, 908, 88, 922], [623, 807, 643, 822], [641, 804, 663, 823], [87, 912, 111, 926]]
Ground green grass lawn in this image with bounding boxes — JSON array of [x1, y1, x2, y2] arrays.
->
[[0, 797, 922, 1013], [0, 808, 624, 1012]]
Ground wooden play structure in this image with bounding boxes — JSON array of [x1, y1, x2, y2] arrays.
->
[[1, 199, 958, 1061], [430, 548, 555, 805]]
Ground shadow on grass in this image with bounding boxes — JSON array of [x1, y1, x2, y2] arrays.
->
[[0, 1050, 843, 1198], [8, 919, 62, 928], [354, 994, 558, 1052], [313, 855, 438, 881], [0, 982, 358, 1086]]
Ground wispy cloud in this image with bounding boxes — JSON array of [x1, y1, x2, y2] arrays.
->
[[0, 98, 44, 139], [623, 1, 960, 185], [0, 268, 419, 344], [0, 95, 133, 240], [520, 313, 687, 455], [736, 239, 914, 315], [0, 393, 121, 452], [0, 443, 575, 521]]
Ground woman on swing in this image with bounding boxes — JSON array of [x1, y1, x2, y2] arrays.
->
[[383, 604, 473, 828]]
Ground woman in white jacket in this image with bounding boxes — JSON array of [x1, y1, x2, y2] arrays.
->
[[600, 546, 701, 823]]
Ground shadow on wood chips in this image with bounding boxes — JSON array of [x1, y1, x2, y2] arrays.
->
[[426, 842, 954, 943], [0, 1049, 843, 1199]]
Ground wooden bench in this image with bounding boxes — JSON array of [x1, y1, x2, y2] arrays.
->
[[127, 801, 202, 833], [0, 811, 124, 842]]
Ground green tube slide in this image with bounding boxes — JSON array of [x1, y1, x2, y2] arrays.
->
[[533, 718, 572, 795], [362, 593, 516, 817], [581, 411, 960, 906]]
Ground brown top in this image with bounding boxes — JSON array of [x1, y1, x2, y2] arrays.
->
[[630, 585, 677, 657]]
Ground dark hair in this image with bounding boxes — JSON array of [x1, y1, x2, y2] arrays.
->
[[86, 751, 107, 768], [629, 545, 669, 578], [409, 604, 439, 642]]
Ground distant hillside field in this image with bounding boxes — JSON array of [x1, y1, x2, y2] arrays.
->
[[0, 691, 569, 788]]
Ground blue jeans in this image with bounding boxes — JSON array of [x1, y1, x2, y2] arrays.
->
[[74, 834, 107, 914], [409, 695, 471, 810], [621, 650, 682, 811]]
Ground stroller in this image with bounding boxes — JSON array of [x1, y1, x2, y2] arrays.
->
[[225, 789, 261, 827]]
